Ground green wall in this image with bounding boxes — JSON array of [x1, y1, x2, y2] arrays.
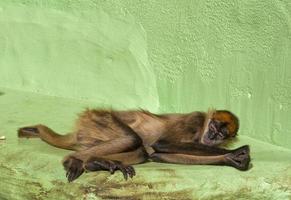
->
[[0, 0, 291, 149]]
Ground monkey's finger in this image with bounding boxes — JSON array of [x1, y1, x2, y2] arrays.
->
[[119, 166, 128, 180], [67, 171, 73, 182], [66, 166, 73, 178], [124, 167, 131, 178], [67, 167, 77, 182], [130, 166, 136, 177], [109, 165, 115, 174], [69, 165, 82, 182], [128, 166, 135, 176], [75, 168, 84, 181], [125, 166, 135, 178], [68, 168, 83, 182]]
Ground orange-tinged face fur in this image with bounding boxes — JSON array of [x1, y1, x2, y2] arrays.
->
[[212, 110, 239, 137], [201, 110, 239, 146]]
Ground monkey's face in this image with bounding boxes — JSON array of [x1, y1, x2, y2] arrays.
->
[[201, 119, 229, 146], [201, 110, 239, 146]]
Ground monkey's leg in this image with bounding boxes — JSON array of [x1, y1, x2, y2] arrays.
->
[[85, 147, 148, 180], [18, 125, 77, 150], [63, 112, 145, 182], [63, 111, 143, 162], [65, 133, 142, 160], [62, 124, 143, 182], [63, 147, 148, 182], [151, 145, 250, 171], [101, 146, 148, 165]]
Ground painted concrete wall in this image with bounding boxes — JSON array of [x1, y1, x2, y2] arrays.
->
[[0, 0, 291, 149]]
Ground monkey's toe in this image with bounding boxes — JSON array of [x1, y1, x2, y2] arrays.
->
[[63, 157, 84, 182], [18, 126, 40, 138], [226, 145, 251, 171], [84, 158, 135, 180], [113, 162, 135, 180]]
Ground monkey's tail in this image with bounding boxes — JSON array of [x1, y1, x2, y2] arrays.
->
[[18, 125, 78, 150]]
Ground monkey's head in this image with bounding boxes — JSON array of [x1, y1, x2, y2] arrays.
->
[[201, 110, 239, 146]]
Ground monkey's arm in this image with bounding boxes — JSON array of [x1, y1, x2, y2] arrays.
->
[[151, 153, 226, 165], [151, 141, 250, 171], [152, 140, 232, 155]]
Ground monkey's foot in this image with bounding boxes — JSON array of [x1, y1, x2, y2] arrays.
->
[[18, 126, 40, 138], [63, 156, 85, 182], [84, 158, 135, 180], [226, 145, 250, 171]]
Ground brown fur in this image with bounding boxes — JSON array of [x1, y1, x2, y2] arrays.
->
[[18, 108, 250, 182]]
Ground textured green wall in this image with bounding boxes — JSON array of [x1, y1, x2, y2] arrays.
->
[[0, 1, 159, 111], [0, 0, 291, 149]]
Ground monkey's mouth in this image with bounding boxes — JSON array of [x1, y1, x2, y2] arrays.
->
[[202, 137, 213, 145], [201, 134, 217, 146]]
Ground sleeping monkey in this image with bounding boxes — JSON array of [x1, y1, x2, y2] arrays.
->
[[18, 109, 250, 182]]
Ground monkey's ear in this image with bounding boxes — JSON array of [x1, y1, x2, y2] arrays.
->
[[213, 110, 239, 137], [207, 107, 216, 117], [201, 108, 216, 132], [205, 108, 216, 123]]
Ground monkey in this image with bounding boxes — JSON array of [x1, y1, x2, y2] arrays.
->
[[18, 109, 251, 182]]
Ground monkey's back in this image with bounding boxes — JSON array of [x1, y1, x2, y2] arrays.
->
[[76, 109, 166, 145], [73, 109, 206, 151], [115, 110, 167, 146]]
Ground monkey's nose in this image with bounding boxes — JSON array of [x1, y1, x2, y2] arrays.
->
[[208, 132, 216, 140]]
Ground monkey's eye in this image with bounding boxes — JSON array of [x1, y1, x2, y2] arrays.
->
[[209, 121, 217, 132], [208, 120, 229, 141], [219, 126, 229, 138], [215, 132, 224, 139]]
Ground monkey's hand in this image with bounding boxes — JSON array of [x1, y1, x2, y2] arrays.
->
[[63, 156, 85, 182], [225, 145, 251, 171], [84, 158, 135, 180]]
